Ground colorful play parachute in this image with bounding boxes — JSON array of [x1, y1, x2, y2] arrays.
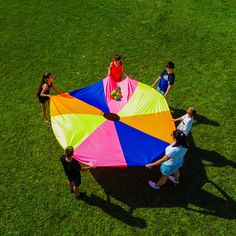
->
[[50, 76, 175, 167]]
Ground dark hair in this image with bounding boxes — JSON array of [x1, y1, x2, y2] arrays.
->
[[166, 61, 175, 69], [65, 146, 74, 157], [40, 72, 52, 84], [37, 72, 52, 96], [172, 130, 188, 148], [114, 53, 122, 61]]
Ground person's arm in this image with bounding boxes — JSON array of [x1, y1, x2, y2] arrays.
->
[[164, 84, 171, 97], [78, 161, 94, 171], [107, 62, 112, 76], [145, 154, 170, 169], [81, 166, 94, 171], [151, 76, 161, 87], [81, 166, 90, 171], [40, 84, 50, 97], [60, 158, 69, 175], [164, 74, 175, 97], [173, 116, 184, 122], [52, 84, 63, 94]]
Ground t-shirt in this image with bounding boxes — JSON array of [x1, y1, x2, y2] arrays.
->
[[110, 61, 123, 82], [177, 114, 193, 136], [60, 154, 81, 179], [157, 70, 175, 93], [163, 144, 188, 166]]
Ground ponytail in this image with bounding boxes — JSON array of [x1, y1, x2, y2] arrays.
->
[[172, 130, 188, 148], [37, 72, 52, 96], [40, 72, 52, 84]]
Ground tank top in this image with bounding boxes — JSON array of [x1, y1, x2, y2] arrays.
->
[[37, 83, 52, 97], [110, 61, 123, 82]]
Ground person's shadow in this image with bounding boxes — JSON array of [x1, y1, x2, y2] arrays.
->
[[82, 108, 235, 227], [170, 107, 220, 127], [82, 194, 146, 228]]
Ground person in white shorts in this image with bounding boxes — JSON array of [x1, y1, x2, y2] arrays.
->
[[173, 107, 196, 136]]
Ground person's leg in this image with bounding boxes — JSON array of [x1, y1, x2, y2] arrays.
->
[[157, 175, 169, 187], [45, 100, 51, 123], [148, 174, 169, 189], [40, 103, 49, 122], [73, 178, 85, 198], [74, 185, 80, 197], [173, 170, 180, 182], [68, 181, 74, 193], [168, 170, 180, 185]]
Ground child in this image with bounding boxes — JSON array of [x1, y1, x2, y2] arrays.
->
[[146, 130, 188, 189], [37, 72, 62, 124], [151, 61, 175, 97], [107, 54, 124, 82], [60, 146, 92, 199], [173, 107, 196, 136]]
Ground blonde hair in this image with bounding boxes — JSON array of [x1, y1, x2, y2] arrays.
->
[[188, 107, 196, 116]]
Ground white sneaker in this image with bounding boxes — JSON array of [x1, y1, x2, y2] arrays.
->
[[168, 176, 179, 185], [148, 180, 160, 189]]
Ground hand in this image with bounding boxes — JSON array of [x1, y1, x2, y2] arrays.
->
[[145, 164, 152, 169]]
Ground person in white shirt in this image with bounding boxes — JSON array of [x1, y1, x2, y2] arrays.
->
[[146, 130, 188, 190], [173, 107, 196, 136]]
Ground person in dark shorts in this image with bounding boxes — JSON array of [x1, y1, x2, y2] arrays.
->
[[60, 146, 92, 199], [151, 61, 175, 97], [37, 72, 62, 124]]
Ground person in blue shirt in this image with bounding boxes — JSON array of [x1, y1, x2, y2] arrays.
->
[[145, 130, 188, 189], [151, 61, 175, 97]]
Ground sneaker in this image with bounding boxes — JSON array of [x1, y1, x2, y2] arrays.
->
[[168, 176, 179, 185], [148, 180, 160, 190], [68, 188, 75, 194], [75, 192, 86, 199]]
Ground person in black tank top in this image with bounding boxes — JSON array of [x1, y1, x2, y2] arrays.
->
[[37, 72, 62, 124]]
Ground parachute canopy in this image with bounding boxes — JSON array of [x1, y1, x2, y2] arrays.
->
[[50, 76, 175, 167]]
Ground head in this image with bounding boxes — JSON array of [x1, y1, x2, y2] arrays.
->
[[65, 146, 74, 158], [41, 72, 54, 84], [172, 130, 188, 148], [113, 53, 122, 65], [166, 61, 175, 73], [187, 107, 196, 117]]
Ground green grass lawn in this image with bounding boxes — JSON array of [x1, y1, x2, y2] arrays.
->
[[1, 0, 236, 235]]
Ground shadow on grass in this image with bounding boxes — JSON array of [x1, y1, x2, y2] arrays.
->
[[82, 194, 146, 228], [87, 109, 235, 226], [170, 107, 220, 127]]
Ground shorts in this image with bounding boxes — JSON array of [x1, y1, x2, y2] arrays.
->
[[157, 87, 165, 96], [160, 159, 183, 176], [67, 175, 81, 186], [38, 96, 49, 104]]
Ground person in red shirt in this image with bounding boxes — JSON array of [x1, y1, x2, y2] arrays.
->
[[107, 54, 124, 82]]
